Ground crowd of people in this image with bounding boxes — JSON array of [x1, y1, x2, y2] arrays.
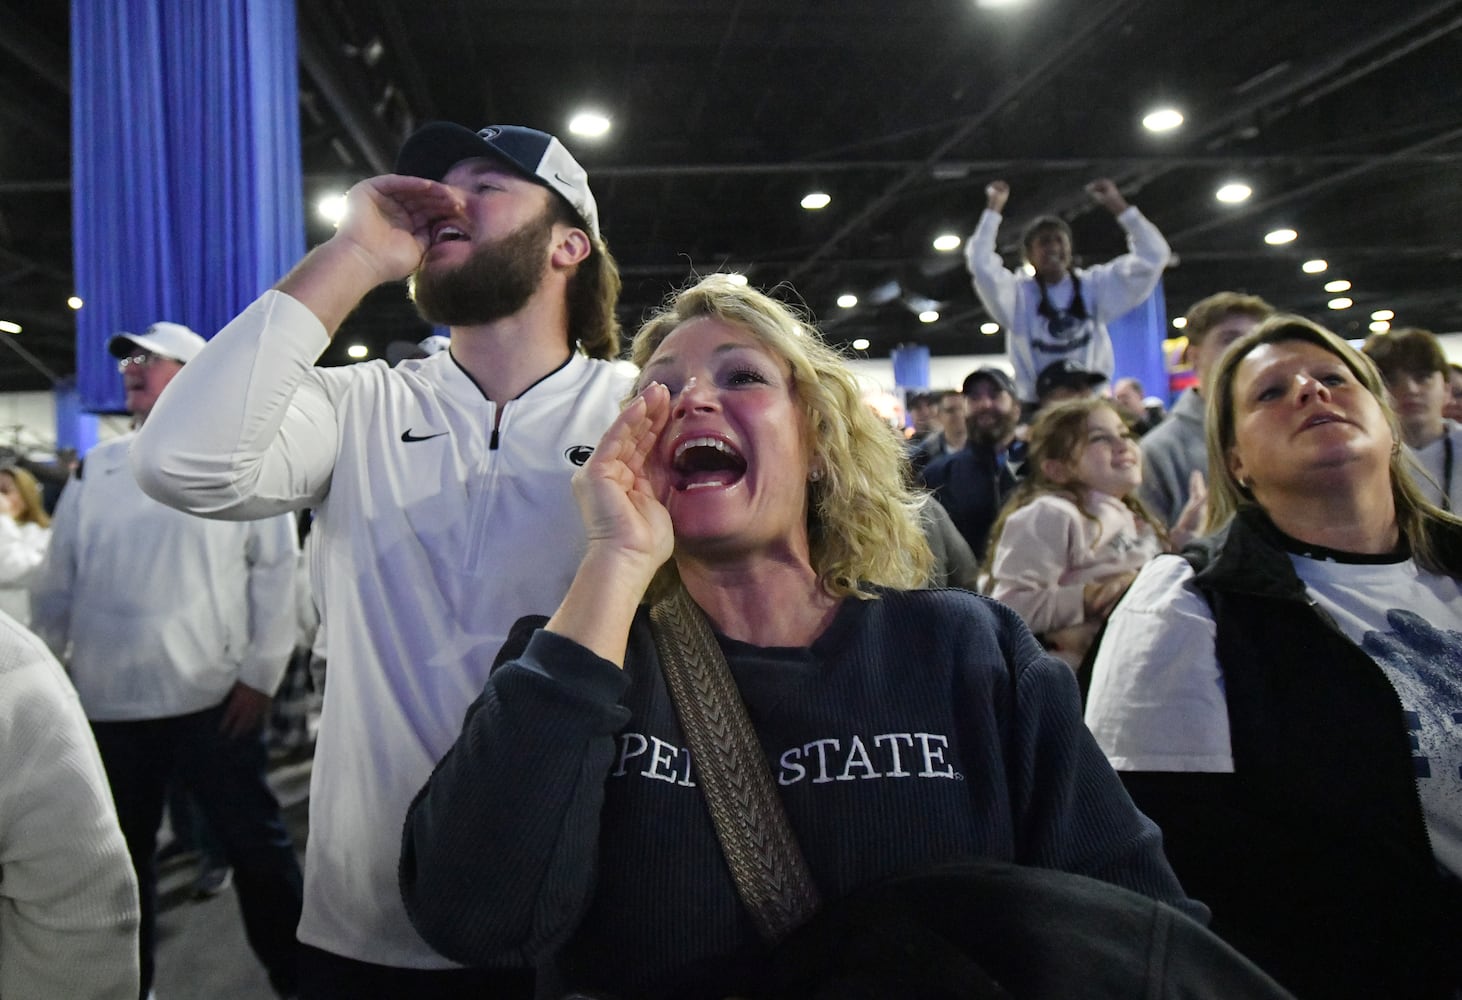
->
[[0, 118, 1458, 1000]]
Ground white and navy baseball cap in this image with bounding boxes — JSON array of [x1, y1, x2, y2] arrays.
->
[[107, 321, 207, 364], [395, 122, 600, 241]]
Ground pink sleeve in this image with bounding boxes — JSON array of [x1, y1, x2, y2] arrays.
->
[[989, 498, 1087, 634]]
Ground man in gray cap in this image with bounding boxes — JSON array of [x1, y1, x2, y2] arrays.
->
[[920, 366, 1025, 558], [132, 123, 632, 996], [32, 323, 301, 999]]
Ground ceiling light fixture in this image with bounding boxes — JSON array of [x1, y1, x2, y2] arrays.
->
[[346, 344, 369, 359], [932, 234, 962, 252], [1328, 297, 1353, 310], [836, 294, 858, 309], [1264, 228, 1297, 245], [317, 193, 347, 225], [851, 338, 871, 351], [919, 311, 939, 324], [68, 296, 84, 310], [0, 320, 20, 334], [800, 191, 831, 210], [1371, 309, 1395, 322], [980, 322, 999, 335], [1323, 279, 1352, 293], [1172, 317, 1188, 329], [1301, 259, 1328, 274], [1215, 183, 1252, 204], [726, 272, 749, 286], [1369, 321, 1391, 333], [568, 111, 611, 138], [1142, 107, 1184, 132]]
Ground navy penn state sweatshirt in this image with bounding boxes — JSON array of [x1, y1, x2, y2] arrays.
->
[[400, 587, 1198, 997]]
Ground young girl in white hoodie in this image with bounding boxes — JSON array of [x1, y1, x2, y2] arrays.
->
[[985, 398, 1201, 669]]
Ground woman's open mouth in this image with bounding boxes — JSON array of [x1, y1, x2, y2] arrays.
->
[[672, 436, 747, 491]]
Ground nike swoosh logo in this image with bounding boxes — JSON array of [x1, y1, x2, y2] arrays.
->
[[401, 429, 449, 443]]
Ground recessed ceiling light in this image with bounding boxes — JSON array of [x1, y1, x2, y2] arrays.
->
[[801, 191, 831, 210], [975, 0, 1024, 8], [346, 344, 369, 359], [851, 338, 871, 351], [1215, 183, 1252, 204], [67, 296, 84, 310], [919, 311, 939, 324], [1369, 321, 1391, 333], [980, 322, 999, 335], [1142, 108, 1184, 132], [1324, 279, 1352, 293], [1301, 259, 1328, 274], [726, 273, 749, 286], [568, 111, 611, 138], [317, 193, 347, 225], [932, 234, 962, 252], [1264, 228, 1298, 245], [1371, 309, 1395, 322], [1172, 317, 1188, 329], [0, 320, 21, 334], [836, 294, 858, 309], [1328, 297, 1353, 310]]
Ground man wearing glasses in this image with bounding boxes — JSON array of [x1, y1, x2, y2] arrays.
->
[[30, 322, 303, 1000]]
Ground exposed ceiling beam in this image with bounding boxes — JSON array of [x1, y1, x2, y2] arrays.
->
[[297, 26, 394, 174], [0, 2, 68, 93], [785, 0, 1145, 285], [1032, 0, 1462, 230], [1164, 123, 1462, 245]]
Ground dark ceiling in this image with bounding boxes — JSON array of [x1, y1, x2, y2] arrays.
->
[[3, 0, 1462, 393]]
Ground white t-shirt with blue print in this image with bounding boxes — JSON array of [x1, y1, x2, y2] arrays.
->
[[1086, 549, 1462, 879]]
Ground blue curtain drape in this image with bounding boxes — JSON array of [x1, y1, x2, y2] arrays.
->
[[1108, 282, 1170, 405], [71, 0, 303, 413], [891, 344, 931, 390]]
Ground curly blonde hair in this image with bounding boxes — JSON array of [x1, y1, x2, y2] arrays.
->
[[1205, 314, 1462, 574], [630, 274, 933, 599]]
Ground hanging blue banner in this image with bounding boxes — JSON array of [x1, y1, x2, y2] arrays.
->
[[71, 0, 304, 412]]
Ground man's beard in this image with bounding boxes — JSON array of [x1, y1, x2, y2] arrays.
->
[[967, 408, 1018, 447], [410, 210, 552, 326]]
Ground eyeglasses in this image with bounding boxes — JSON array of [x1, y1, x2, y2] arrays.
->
[[117, 351, 157, 372]]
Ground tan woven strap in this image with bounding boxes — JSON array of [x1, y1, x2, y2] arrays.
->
[[648, 584, 822, 943]]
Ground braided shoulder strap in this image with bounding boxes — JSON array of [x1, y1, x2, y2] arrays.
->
[[648, 584, 822, 943]]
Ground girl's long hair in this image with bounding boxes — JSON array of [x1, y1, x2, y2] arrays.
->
[[981, 398, 1166, 584]]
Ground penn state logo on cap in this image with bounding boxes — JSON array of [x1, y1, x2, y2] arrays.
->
[[395, 122, 601, 241]]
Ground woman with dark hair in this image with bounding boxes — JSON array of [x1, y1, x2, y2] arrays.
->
[[1086, 315, 1462, 998], [399, 275, 1203, 998]]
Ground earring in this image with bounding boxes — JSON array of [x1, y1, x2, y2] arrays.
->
[[808, 468, 823, 483], [1238, 476, 1254, 491]]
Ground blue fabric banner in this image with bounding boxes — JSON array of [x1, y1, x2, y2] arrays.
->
[[891, 343, 931, 390], [71, 0, 303, 411], [1107, 281, 1171, 406]]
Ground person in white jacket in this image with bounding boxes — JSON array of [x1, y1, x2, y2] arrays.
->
[[130, 122, 633, 998], [0, 465, 50, 625], [0, 610, 140, 1000], [967, 178, 1170, 404], [30, 321, 302, 1000]]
